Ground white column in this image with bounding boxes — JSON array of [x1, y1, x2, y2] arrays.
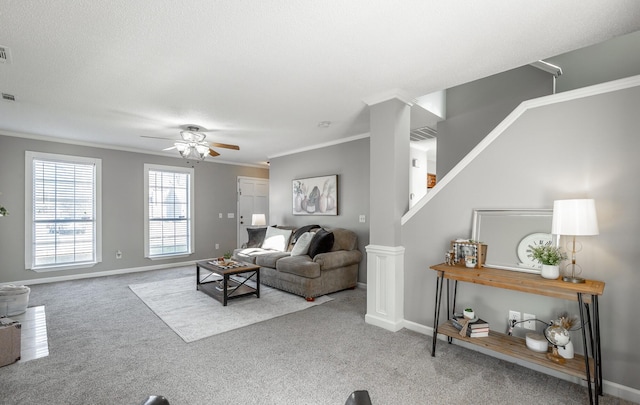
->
[[364, 94, 411, 331]]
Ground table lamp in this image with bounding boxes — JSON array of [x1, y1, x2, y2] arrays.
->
[[251, 214, 266, 226], [551, 199, 599, 283]]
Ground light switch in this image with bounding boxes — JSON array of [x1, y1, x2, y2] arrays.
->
[[218, 213, 222, 219], [359, 215, 366, 223]]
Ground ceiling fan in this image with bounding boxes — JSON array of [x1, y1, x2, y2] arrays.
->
[[143, 126, 240, 160]]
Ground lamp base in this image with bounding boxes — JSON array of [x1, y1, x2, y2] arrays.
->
[[562, 275, 585, 283], [546, 349, 567, 364]]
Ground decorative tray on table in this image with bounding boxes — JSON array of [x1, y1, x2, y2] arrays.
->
[[208, 259, 243, 269]]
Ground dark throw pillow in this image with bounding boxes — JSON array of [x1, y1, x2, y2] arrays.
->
[[307, 228, 334, 258], [291, 224, 321, 244], [246, 227, 267, 248]]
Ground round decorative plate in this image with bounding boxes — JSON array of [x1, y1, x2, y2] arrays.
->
[[517, 232, 553, 268]]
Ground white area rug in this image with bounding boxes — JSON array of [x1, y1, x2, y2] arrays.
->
[[129, 276, 332, 343]]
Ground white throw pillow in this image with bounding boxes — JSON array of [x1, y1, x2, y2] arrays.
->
[[261, 227, 293, 252], [290, 232, 314, 256]]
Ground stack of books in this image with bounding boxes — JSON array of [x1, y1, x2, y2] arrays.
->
[[451, 315, 490, 338]]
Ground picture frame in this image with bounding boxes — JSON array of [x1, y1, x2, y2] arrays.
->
[[450, 240, 487, 268], [427, 173, 436, 189], [292, 175, 338, 216], [471, 208, 553, 274]]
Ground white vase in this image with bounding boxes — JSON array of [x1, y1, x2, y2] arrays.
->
[[558, 340, 574, 359], [541, 264, 560, 279]]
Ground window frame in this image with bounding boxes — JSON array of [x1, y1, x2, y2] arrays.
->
[[144, 163, 195, 259], [25, 151, 102, 272]]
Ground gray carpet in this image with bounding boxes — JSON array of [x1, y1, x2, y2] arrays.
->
[[0, 266, 634, 405], [129, 276, 332, 342]]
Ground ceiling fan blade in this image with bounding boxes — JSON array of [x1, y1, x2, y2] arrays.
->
[[162, 146, 177, 151], [140, 135, 174, 140], [209, 149, 220, 157], [210, 142, 240, 150]]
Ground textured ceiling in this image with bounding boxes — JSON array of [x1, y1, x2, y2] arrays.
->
[[1, 1, 640, 166]]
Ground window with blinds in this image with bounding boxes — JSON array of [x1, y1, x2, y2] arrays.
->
[[25, 151, 102, 271], [144, 164, 194, 258]]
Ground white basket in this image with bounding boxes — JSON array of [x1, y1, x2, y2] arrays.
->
[[0, 284, 30, 316]]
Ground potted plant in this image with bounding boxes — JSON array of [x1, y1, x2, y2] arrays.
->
[[223, 250, 233, 265], [529, 244, 567, 279], [463, 307, 475, 319]]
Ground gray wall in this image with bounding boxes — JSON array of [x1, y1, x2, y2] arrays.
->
[[0, 134, 268, 284], [402, 83, 640, 390], [437, 65, 553, 178], [268, 138, 370, 282], [550, 30, 640, 93]]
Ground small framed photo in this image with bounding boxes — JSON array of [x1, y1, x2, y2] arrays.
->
[[450, 240, 487, 268]]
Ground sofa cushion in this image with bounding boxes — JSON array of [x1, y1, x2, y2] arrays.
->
[[234, 247, 277, 264], [307, 228, 334, 258], [290, 231, 314, 256], [261, 227, 293, 251], [276, 255, 321, 278], [255, 251, 290, 268], [246, 227, 267, 248]]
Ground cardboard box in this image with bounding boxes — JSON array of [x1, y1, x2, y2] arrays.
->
[[0, 317, 21, 367]]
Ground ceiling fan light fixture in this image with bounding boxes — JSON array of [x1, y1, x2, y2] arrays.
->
[[195, 142, 209, 155], [166, 124, 239, 161], [180, 126, 206, 143]]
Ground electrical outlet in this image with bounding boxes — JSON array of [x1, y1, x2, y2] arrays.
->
[[359, 215, 366, 223], [509, 310, 521, 328], [523, 313, 536, 330]]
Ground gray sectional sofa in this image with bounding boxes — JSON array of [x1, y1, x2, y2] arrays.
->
[[233, 225, 362, 301]]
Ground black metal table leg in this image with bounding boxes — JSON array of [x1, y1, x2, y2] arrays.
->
[[255, 269, 260, 298], [223, 275, 228, 306], [452, 280, 458, 318], [593, 295, 602, 395], [584, 302, 600, 401], [447, 280, 458, 344], [431, 271, 444, 356], [578, 293, 594, 405]]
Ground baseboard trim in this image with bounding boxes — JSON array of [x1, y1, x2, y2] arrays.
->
[[4, 261, 197, 286], [401, 319, 640, 403], [365, 313, 404, 332]]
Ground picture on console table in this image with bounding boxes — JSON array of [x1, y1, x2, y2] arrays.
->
[[292, 175, 338, 215]]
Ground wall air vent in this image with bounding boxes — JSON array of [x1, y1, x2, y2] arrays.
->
[[2, 93, 16, 101], [410, 126, 437, 142], [0, 46, 11, 64]]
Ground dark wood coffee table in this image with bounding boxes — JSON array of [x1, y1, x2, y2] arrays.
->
[[196, 260, 260, 306]]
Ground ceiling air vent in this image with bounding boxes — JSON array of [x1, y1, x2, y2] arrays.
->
[[0, 46, 11, 64], [2, 93, 15, 101], [410, 126, 437, 142]]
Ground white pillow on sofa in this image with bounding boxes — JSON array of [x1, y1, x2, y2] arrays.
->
[[261, 227, 293, 252], [290, 231, 314, 256]]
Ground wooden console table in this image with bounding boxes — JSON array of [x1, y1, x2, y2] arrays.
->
[[430, 263, 605, 405]]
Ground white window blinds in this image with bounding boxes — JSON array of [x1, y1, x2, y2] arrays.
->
[[144, 164, 194, 258], [26, 152, 102, 270]]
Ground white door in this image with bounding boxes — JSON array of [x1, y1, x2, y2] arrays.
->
[[237, 177, 269, 247]]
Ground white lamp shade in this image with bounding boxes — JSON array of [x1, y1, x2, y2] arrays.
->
[[551, 199, 599, 236], [251, 214, 266, 226]]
